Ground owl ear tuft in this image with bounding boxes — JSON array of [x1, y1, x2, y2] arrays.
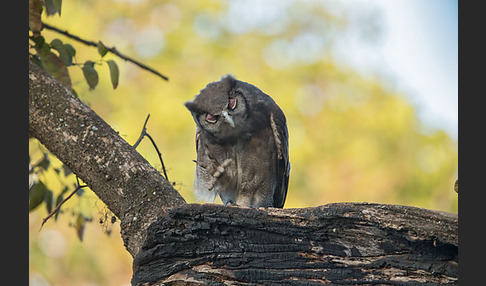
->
[[221, 74, 237, 91], [184, 101, 200, 114], [221, 74, 235, 81], [184, 100, 193, 110]]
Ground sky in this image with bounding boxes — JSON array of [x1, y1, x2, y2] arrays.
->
[[339, 0, 458, 139]]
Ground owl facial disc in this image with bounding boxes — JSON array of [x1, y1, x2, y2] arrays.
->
[[221, 110, 235, 128]]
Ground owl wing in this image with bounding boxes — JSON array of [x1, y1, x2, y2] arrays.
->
[[195, 126, 201, 153], [270, 109, 290, 208]]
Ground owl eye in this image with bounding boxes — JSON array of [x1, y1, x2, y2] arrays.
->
[[228, 97, 237, 110], [205, 113, 218, 123]]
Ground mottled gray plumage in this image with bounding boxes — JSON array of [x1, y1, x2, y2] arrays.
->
[[185, 75, 290, 208]]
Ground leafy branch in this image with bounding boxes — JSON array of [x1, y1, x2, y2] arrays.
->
[[29, 0, 168, 93], [42, 22, 169, 80], [41, 22, 169, 81]]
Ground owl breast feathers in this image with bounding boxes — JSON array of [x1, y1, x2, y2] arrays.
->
[[185, 75, 290, 208]]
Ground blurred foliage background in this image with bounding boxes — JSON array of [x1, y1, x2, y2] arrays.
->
[[29, 0, 458, 285]]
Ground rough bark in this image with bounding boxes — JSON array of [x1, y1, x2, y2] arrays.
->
[[132, 203, 457, 285], [29, 60, 186, 256]]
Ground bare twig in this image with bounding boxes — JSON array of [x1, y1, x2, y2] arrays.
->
[[145, 132, 169, 182], [133, 114, 151, 149], [133, 114, 170, 182], [41, 22, 169, 81], [40, 183, 88, 229]]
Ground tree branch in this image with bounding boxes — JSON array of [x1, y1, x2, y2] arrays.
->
[[133, 114, 170, 182], [144, 133, 170, 182], [133, 114, 152, 149], [29, 60, 185, 256], [133, 203, 458, 285], [40, 183, 88, 229], [41, 22, 169, 81]]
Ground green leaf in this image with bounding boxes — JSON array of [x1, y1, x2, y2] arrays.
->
[[37, 153, 50, 170], [62, 164, 72, 177], [106, 60, 119, 89], [82, 61, 99, 90], [29, 0, 43, 37], [40, 46, 72, 90], [53, 0, 62, 15], [97, 41, 109, 57], [75, 214, 86, 241], [29, 181, 47, 211], [31, 35, 46, 51], [44, 0, 62, 16], [30, 54, 42, 67], [64, 43, 76, 58], [45, 190, 54, 214], [49, 39, 64, 49], [44, 0, 57, 16], [54, 194, 63, 221], [54, 186, 69, 221], [50, 39, 72, 66], [30, 36, 47, 66], [76, 188, 85, 197], [60, 186, 69, 196], [84, 60, 95, 68]]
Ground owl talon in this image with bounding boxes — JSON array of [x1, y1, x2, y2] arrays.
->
[[224, 200, 238, 207]]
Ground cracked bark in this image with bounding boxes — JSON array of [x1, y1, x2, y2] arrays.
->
[[133, 203, 457, 285], [29, 60, 458, 285]]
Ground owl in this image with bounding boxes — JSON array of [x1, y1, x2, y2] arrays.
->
[[185, 75, 290, 208]]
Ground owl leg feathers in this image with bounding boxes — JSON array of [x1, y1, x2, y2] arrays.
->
[[194, 151, 235, 203]]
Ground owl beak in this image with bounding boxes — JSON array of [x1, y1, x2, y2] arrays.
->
[[221, 110, 235, 128]]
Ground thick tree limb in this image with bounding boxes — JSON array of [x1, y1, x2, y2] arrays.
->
[[29, 60, 185, 256], [132, 203, 458, 285]]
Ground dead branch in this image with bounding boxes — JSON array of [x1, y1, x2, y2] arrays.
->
[[133, 114, 170, 182]]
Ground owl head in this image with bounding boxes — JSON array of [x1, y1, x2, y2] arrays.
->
[[185, 75, 272, 142]]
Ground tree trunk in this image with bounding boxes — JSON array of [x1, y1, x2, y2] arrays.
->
[[29, 60, 458, 285]]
